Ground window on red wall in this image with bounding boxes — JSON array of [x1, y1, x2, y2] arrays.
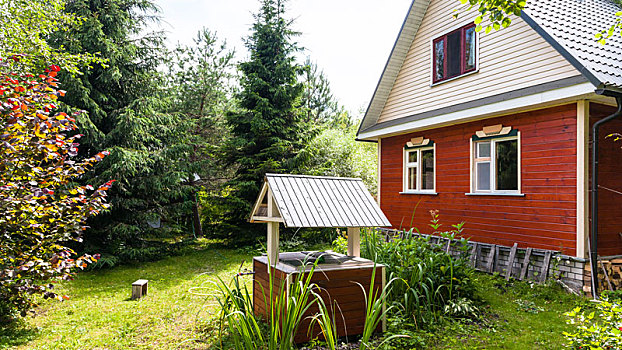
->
[[433, 24, 477, 84]]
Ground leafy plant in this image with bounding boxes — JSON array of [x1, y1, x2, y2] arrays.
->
[[515, 299, 544, 314], [215, 257, 320, 350], [596, 6, 622, 45], [563, 298, 622, 349], [308, 294, 339, 350], [443, 298, 480, 319], [214, 273, 264, 349], [357, 265, 406, 350], [458, 0, 525, 34], [0, 61, 111, 322], [351, 213, 477, 330], [0, 0, 103, 74]]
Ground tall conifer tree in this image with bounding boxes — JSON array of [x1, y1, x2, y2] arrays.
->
[[167, 29, 235, 237], [222, 0, 304, 239], [52, 0, 188, 263]]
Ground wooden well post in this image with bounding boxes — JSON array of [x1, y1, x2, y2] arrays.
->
[[266, 189, 280, 265], [347, 227, 361, 257]]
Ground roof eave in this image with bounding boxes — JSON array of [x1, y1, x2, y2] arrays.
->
[[357, 0, 430, 137]]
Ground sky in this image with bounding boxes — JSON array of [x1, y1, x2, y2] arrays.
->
[[154, 0, 413, 116]]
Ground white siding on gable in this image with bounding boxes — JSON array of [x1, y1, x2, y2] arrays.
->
[[376, 0, 581, 124]]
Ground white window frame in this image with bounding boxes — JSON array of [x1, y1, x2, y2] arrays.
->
[[401, 144, 437, 195], [468, 133, 523, 196]]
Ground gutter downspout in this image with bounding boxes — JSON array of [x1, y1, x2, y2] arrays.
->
[[590, 92, 622, 299]]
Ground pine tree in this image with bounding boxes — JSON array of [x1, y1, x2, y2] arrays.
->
[[166, 29, 235, 237], [222, 0, 304, 239], [300, 58, 344, 126], [52, 0, 189, 264]]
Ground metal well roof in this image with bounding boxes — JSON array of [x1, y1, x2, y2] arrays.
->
[[265, 174, 391, 228]]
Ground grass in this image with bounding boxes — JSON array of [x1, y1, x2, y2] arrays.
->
[[0, 242, 586, 350], [401, 273, 585, 349], [0, 239, 255, 350]]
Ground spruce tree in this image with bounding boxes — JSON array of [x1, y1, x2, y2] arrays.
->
[[222, 0, 304, 239], [52, 0, 189, 264]]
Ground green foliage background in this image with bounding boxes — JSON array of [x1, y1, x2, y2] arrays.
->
[[0, 0, 379, 271]]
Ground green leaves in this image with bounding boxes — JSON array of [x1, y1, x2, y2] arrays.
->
[[0, 0, 104, 75], [564, 298, 622, 348], [596, 10, 622, 45], [458, 0, 525, 34], [459, 0, 621, 45]]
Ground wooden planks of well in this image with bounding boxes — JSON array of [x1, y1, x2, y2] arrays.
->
[[253, 252, 385, 343]]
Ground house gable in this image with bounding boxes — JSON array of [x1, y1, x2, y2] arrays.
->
[[370, 0, 582, 132]]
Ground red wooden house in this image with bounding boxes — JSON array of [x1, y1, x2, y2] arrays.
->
[[357, 0, 622, 290]]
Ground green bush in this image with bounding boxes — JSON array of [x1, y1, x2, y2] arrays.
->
[[563, 298, 622, 349], [372, 230, 475, 328], [333, 212, 477, 330]]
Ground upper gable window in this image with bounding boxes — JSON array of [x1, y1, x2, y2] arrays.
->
[[432, 24, 477, 84]]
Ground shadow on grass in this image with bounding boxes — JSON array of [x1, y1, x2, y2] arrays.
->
[[59, 239, 253, 300], [0, 319, 39, 349]]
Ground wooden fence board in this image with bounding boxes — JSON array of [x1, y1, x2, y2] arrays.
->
[[486, 245, 496, 273], [520, 248, 532, 280], [506, 243, 518, 280], [539, 251, 552, 284]]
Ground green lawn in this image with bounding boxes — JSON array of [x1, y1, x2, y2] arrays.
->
[[0, 242, 584, 349], [411, 273, 584, 349], [1, 239, 255, 350]]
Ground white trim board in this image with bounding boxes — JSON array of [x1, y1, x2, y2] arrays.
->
[[576, 100, 589, 259], [358, 82, 595, 140]]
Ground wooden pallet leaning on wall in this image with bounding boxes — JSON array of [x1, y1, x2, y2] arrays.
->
[[377, 228, 557, 284]]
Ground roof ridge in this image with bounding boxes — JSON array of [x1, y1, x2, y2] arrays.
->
[[265, 173, 363, 181]]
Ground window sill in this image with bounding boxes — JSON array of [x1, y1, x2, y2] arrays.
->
[[430, 69, 479, 87], [400, 191, 438, 195], [465, 192, 525, 197]]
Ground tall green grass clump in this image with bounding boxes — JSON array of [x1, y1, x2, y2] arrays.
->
[[214, 257, 399, 349], [215, 258, 318, 350], [336, 211, 478, 330]]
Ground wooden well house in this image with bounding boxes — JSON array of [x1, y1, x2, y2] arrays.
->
[[249, 174, 391, 343]]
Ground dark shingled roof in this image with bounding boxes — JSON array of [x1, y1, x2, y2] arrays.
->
[[523, 0, 622, 89]]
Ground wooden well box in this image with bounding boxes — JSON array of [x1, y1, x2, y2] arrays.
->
[[253, 252, 385, 344]]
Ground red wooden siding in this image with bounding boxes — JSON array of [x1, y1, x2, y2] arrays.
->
[[380, 104, 578, 254], [590, 103, 622, 256]]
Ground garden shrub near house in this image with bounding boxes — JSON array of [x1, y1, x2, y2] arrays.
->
[[335, 213, 477, 332], [0, 60, 110, 322], [563, 294, 622, 349]]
